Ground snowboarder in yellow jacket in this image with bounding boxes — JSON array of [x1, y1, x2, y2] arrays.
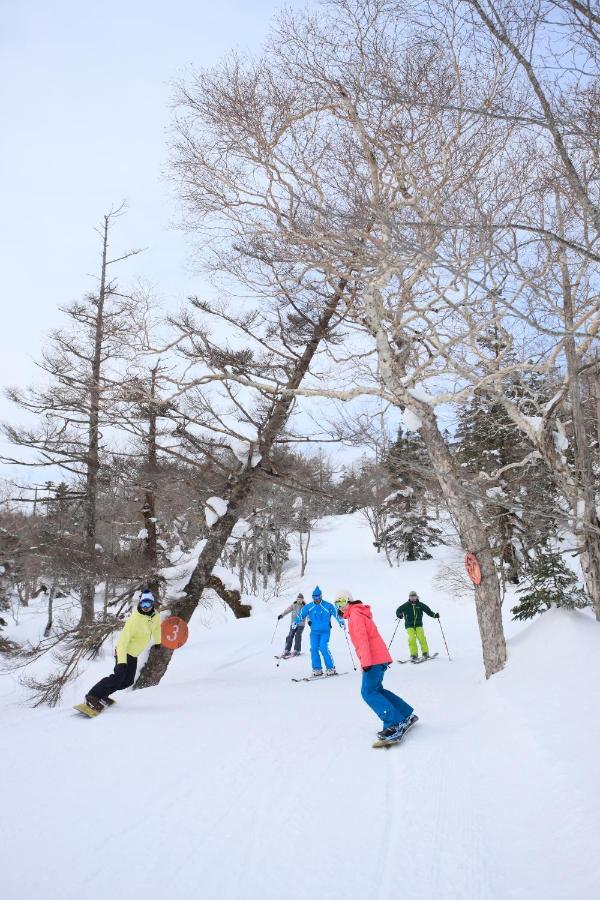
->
[[84, 591, 162, 711]]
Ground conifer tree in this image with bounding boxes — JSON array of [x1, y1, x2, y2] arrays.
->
[[511, 543, 588, 621], [379, 428, 442, 562]]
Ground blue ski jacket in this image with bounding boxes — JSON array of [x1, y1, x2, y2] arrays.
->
[[295, 600, 344, 633]]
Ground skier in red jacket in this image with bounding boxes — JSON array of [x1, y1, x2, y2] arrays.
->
[[336, 589, 417, 741]]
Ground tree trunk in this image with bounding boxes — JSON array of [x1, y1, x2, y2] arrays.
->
[[364, 300, 506, 677], [135, 278, 348, 688], [558, 239, 600, 617], [44, 583, 57, 637], [80, 215, 110, 625], [418, 410, 507, 677], [142, 363, 160, 565]]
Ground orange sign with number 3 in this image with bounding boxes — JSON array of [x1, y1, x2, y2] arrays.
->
[[465, 553, 482, 585], [161, 616, 189, 649]]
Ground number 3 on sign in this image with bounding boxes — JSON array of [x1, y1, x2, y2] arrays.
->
[[161, 616, 189, 649]]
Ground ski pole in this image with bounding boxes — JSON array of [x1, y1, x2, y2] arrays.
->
[[270, 619, 279, 645], [438, 617, 451, 661], [387, 618, 401, 651], [276, 625, 289, 668], [343, 626, 357, 671]]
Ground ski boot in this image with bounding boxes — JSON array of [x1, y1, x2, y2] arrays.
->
[[312, 669, 323, 677], [421, 652, 429, 659], [377, 714, 419, 742], [325, 668, 337, 676], [377, 723, 401, 740], [410, 655, 418, 663], [398, 713, 419, 736]]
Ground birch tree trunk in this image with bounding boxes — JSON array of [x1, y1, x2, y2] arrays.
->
[[418, 409, 507, 677], [364, 301, 507, 677], [558, 245, 600, 617]]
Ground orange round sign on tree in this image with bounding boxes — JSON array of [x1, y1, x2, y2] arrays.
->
[[465, 553, 482, 585], [161, 616, 189, 649]]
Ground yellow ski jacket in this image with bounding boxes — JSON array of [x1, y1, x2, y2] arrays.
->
[[116, 608, 162, 664]]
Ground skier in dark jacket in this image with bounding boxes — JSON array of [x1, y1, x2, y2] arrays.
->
[[396, 590, 439, 661], [278, 593, 306, 657]]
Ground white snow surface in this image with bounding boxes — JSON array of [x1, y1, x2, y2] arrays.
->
[[401, 407, 423, 431], [205, 495, 229, 527], [1, 514, 600, 900]]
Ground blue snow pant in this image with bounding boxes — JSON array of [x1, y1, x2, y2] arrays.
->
[[310, 629, 335, 671], [361, 664, 413, 728]]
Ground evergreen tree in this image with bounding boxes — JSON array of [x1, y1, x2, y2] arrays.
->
[[511, 542, 588, 620], [379, 428, 442, 562], [455, 375, 561, 585]]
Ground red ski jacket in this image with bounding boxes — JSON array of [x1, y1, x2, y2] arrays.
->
[[343, 603, 392, 669]]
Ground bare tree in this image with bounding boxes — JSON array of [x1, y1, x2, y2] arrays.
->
[[2, 207, 141, 623]]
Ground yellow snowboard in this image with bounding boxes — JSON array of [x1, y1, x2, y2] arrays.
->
[[73, 703, 101, 718], [73, 698, 115, 717]]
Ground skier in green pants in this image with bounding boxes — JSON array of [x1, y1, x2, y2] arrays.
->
[[396, 590, 439, 662]]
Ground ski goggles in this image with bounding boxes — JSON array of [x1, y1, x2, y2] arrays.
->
[[139, 598, 154, 611]]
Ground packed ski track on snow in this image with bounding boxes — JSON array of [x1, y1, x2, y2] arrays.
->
[[1, 514, 599, 899]]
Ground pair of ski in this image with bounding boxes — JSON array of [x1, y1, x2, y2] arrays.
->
[[397, 652, 439, 665], [274, 653, 304, 660], [372, 714, 419, 749], [291, 672, 348, 683]]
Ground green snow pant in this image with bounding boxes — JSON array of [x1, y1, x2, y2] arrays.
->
[[406, 626, 429, 657]]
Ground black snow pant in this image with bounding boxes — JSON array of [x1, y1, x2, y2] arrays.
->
[[88, 654, 138, 700], [284, 625, 304, 654]]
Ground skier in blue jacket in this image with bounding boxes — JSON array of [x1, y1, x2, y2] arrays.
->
[[295, 586, 344, 677]]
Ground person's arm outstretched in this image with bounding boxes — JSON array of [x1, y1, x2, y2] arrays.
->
[[421, 602, 439, 619]]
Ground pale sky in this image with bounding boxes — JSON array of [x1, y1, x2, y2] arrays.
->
[[0, 0, 314, 476]]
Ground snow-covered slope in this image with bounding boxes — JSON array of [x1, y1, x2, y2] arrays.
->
[[1, 514, 599, 900]]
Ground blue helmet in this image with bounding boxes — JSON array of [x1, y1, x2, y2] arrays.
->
[[312, 586, 322, 600]]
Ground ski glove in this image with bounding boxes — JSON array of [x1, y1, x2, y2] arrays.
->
[[435, 613, 440, 618], [277, 614, 283, 620]]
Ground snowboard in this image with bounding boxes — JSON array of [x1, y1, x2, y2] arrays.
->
[[73, 698, 116, 718], [292, 672, 348, 683], [372, 715, 419, 749], [397, 652, 439, 665]]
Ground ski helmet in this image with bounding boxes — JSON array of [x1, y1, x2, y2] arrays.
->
[[139, 590, 155, 613], [409, 591, 419, 602], [312, 586, 322, 601], [335, 589, 353, 609]]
